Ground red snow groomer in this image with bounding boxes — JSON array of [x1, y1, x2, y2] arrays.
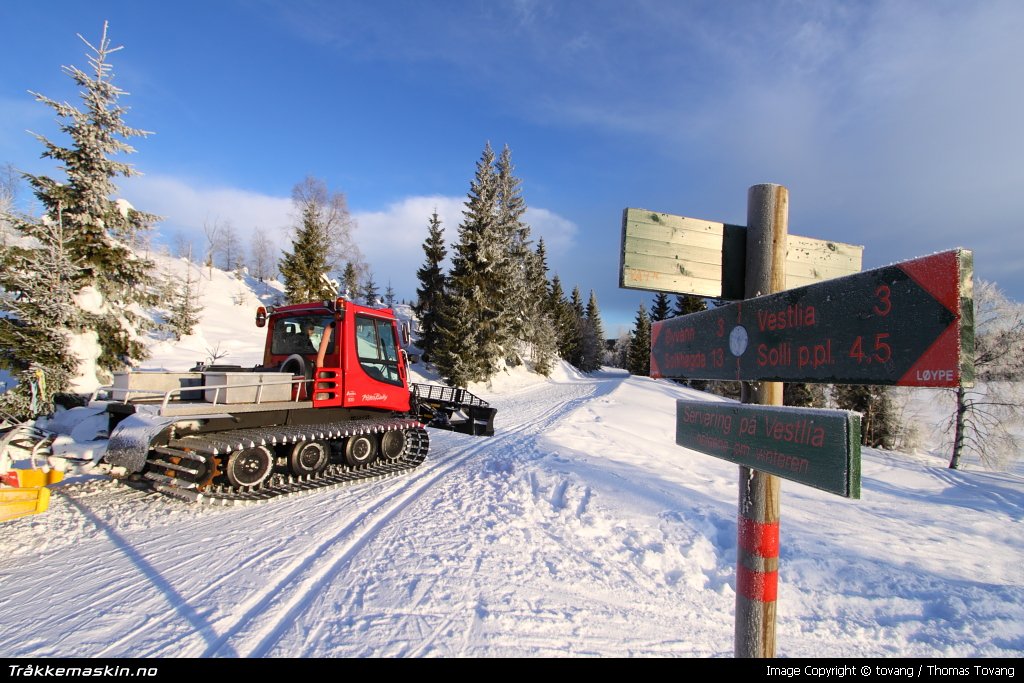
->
[[0, 298, 496, 512]]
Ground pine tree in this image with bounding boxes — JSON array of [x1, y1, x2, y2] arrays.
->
[[627, 304, 652, 376], [279, 202, 336, 303], [834, 384, 900, 448], [11, 22, 161, 384], [291, 176, 362, 279], [565, 286, 586, 369], [362, 272, 379, 307], [413, 211, 447, 361], [384, 282, 396, 308], [342, 262, 359, 300], [166, 258, 201, 341], [431, 289, 478, 388], [579, 291, 606, 372], [494, 144, 530, 363], [673, 294, 707, 317], [434, 143, 501, 384], [0, 210, 80, 417], [522, 239, 558, 375], [784, 382, 826, 407], [548, 275, 576, 363], [651, 292, 672, 322]]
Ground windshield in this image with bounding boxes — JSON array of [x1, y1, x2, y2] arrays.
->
[[270, 315, 335, 356]]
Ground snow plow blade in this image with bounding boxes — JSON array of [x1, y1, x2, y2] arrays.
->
[[410, 383, 497, 437]]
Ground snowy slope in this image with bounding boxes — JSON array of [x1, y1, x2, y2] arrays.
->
[[0, 257, 1021, 659]]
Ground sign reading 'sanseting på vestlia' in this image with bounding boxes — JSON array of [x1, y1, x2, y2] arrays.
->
[[676, 400, 862, 498]]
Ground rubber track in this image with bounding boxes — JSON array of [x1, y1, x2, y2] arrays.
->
[[144, 418, 430, 506]]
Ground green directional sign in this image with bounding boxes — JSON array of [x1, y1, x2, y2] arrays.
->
[[651, 249, 974, 387], [676, 400, 862, 498]]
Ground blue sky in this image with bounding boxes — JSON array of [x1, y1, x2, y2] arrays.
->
[[1, 0, 1022, 335]]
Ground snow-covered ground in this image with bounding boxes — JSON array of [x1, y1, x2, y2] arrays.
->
[[0, 254, 1021, 659]]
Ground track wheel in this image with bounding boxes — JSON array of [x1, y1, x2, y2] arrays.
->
[[224, 446, 274, 488], [289, 440, 330, 476], [344, 433, 378, 467], [380, 430, 406, 460], [194, 454, 222, 490]]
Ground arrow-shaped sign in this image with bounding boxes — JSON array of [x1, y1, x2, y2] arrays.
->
[[651, 250, 974, 387]]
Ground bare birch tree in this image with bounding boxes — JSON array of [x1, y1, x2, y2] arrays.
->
[[946, 280, 1024, 470]]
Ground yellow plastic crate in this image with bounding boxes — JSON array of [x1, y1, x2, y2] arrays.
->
[[0, 486, 51, 522], [12, 469, 63, 487]]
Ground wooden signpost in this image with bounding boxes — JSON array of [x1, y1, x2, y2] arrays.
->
[[619, 184, 975, 659], [620, 207, 864, 299]]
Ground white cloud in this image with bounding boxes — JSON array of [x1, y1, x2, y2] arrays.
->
[[119, 176, 579, 303], [121, 173, 294, 249], [524, 206, 578, 256]]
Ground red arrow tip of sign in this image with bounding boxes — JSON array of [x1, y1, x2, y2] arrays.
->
[[898, 324, 961, 387], [898, 250, 963, 314]]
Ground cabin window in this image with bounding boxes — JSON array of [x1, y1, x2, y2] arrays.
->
[[355, 315, 402, 386]]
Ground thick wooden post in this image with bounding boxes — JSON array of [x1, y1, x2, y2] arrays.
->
[[735, 183, 788, 658]]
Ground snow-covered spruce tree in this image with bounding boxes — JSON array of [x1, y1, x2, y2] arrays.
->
[[292, 175, 362, 279], [946, 280, 1024, 470], [673, 293, 707, 317], [494, 144, 530, 365], [522, 239, 558, 376], [650, 292, 672, 322], [565, 286, 586, 369], [166, 258, 201, 341], [548, 275, 576, 362], [434, 143, 502, 384], [413, 211, 447, 362], [280, 176, 361, 304], [14, 23, 160, 385], [834, 384, 900, 448], [279, 203, 336, 303], [784, 382, 827, 408], [627, 303, 652, 376], [362, 272, 379, 307], [432, 288, 479, 388], [578, 291, 606, 372], [342, 262, 359, 301], [0, 208, 81, 418]]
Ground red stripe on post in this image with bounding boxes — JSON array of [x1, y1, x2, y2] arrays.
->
[[737, 564, 778, 602], [738, 517, 780, 558]]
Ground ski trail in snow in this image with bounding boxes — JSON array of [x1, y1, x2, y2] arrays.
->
[[230, 374, 622, 658], [208, 447, 484, 657], [279, 374, 624, 657], [54, 493, 242, 657]]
